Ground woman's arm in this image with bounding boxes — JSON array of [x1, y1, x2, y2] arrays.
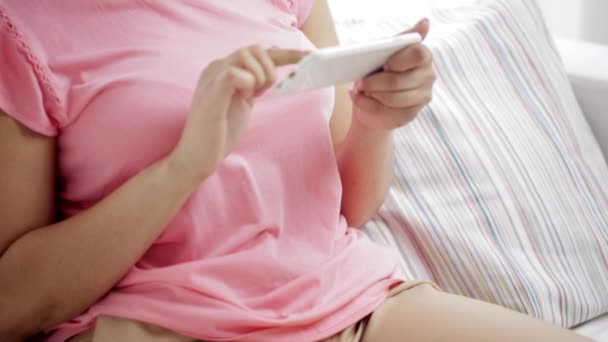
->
[[302, 0, 391, 227], [302, 0, 435, 227], [0, 112, 200, 340]]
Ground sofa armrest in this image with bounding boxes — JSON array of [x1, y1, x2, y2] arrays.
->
[[555, 38, 608, 159]]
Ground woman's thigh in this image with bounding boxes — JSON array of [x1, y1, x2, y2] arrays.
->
[[362, 284, 590, 342], [68, 316, 197, 342]]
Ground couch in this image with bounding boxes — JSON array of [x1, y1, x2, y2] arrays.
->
[[332, 0, 608, 340]]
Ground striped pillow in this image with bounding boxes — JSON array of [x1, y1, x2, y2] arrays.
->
[[337, 0, 608, 328]]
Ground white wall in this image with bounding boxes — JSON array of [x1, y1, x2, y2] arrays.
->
[[328, 0, 429, 20], [536, 0, 583, 39], [330, 0, 608, 45], [530, 0, 608, 44], [580, 0, 608, 44]]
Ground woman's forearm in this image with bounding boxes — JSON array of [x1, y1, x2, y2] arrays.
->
[[0, 155, 202, 339], [337, 117, 395, 227], [333, 18, 434, 228]]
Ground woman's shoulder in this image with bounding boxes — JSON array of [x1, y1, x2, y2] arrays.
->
[[0, 1, 67, 136]]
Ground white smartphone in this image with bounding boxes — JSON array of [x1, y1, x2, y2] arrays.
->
[[274, 33, 422, 94]]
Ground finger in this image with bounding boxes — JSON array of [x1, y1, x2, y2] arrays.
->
[[400, 18, 430, 40], [232, 48, 266, 89], [226, 66, 257, 94], [268, 48, 309, 66], [385, 44, 432, 73], [352, 92, 422, 128], [251, 46, 278, 89], [360, 67, 435, 92], [366, 86, 433, 109]]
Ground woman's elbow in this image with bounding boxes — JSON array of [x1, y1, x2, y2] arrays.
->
[[341, 191, 387, 228], [0, 281, 60, 341], [342, 205, 376, 228]]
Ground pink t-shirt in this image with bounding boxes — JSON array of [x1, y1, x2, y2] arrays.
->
[[0, 1, 402, 341]]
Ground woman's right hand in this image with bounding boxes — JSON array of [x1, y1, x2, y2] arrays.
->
[[170, 46, 307, 182]]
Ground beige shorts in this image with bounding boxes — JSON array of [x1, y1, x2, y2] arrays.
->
[[69, 280, 439, 342]]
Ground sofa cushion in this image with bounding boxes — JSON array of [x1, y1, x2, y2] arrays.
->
[[574, 313, 608, 341], [333, 0, 608, 328]]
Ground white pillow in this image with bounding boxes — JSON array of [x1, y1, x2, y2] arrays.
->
[[335, 0, 608, 328]]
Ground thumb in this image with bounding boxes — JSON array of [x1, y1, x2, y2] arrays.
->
[[402, 18, 430, 40]]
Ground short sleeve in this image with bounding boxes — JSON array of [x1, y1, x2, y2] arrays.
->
[[292, 0, 314, 28], [0, 9, 60, 136]]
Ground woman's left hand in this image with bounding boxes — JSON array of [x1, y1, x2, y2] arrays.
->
[[351, 19, 436, 131]]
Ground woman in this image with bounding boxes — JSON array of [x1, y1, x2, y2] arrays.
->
[[0, 0, 589, 341]]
